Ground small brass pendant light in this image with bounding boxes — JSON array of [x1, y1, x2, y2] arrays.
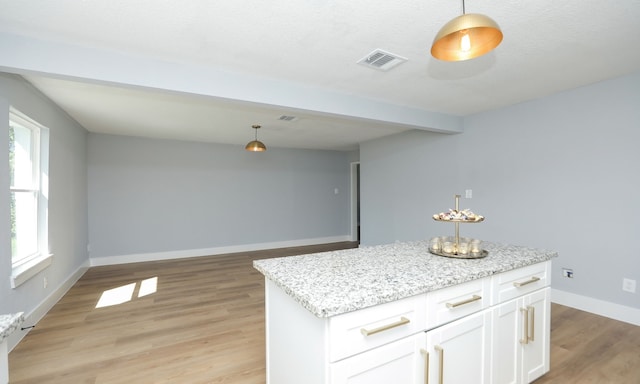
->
[[431, 0, 503, 62], [245, 124, 266, 152]]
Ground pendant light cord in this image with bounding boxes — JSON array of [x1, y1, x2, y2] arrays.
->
[[462, 0, 466, 15]]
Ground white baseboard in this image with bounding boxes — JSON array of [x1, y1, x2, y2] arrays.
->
[[551, 288, 640, 326], [7, 260, 90, 351], [90, 236, 353, 267]]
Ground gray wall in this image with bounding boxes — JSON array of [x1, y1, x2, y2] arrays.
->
[[360, 71, 640, 309], [0, 74, 88, 316], [88, 133, 353, 258]]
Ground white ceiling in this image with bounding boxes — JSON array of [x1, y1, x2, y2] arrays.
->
[[1, 0, 639, 151]]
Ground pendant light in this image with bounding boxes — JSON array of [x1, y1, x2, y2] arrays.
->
[[245, 124, 266, 152], [431, 0, 503, 62]]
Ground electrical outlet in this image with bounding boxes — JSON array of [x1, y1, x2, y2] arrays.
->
[[43, 277, 48, 288], [465, 189, 473, 198], [562, 268, 573, 278], [622, 278, 636, 293]]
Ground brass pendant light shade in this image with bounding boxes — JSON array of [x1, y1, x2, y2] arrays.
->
[[431, 2, 503, 62], [245, 124, 266, 152]]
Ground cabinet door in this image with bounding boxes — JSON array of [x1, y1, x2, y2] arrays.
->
[[331, 333, 426, 384], [521, 287, 550, 383], [491, 298, 521, 384], [425, 310, 491, 384], [491, 287, 550, 384]]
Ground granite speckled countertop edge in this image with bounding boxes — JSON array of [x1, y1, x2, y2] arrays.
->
[[0, 312, 24, 343], [254, 240, 558, 318]]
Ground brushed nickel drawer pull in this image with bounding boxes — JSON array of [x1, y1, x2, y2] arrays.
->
[[435, 345, 444, 384], [528, 305, 535, 342], [513, 276, 541, 287], [420, 348, 429, 384], [446, 294, 482, 309], [520, 307, 529, 344], [360, 316, 410, 336]]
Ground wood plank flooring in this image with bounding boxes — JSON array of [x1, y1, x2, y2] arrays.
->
[[9, 242, 357, 384], [9, 243, 640, 383], [533, 303, 640, 384]]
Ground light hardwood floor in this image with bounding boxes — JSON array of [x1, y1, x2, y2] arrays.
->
[[533, 303, 640, 384], [9, 243, 640, 383]]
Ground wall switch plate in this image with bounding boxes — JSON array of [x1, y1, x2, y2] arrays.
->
[[622, 278, 636, 293], [562, 268, 574, 278], [465, 189, 472, 198]]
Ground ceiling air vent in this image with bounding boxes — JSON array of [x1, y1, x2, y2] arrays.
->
[[358, 49, 407, 71], [278, 115, 298, 122]]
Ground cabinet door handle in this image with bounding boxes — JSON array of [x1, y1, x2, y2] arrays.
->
[[520, 307, 529, 344], [446, 294, 482, 309], [360, 316, 410, 336], [420, 348, 429, 384], [513, 276, 540, 287], [434, 345, 444, 384], [528, 305, 535, 342]]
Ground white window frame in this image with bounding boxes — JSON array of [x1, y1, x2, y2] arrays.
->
[[9, 107, 51, 288]]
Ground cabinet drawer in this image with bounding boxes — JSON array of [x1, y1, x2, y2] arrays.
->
[[426, 277, 491, 329], [492, 261, 550, 304], [328, 294, 426, 362], [330, 333, 425, 384]]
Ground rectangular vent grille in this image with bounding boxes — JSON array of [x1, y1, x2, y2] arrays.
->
[[278, 115, 298, 122], [358, 49, 407, 71]]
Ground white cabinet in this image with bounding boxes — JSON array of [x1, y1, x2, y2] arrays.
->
[[329, 293, 426, 362], [331, 333, 426, 384], [264, 279, 426, 384], [492, 262, 549, 304], [426, 277, 491, 329], [424, 310, 492, 384], [0, 339, 7, 384], [491, 297, 521, 383], [422, 286, 549, 384], [521, 288, 550, 383], [492, 286, 550, 383], [264, 260, 551, 384]]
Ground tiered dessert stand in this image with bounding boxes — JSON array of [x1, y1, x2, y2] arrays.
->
[[429, 194, 488, 259]]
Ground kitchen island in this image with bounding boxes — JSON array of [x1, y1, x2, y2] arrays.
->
[[254, 240, 557, 384], [1, 312, 24, 384]]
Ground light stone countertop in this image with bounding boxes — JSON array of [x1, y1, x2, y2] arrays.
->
[[253, 240, 557, 318], [0, 312, 24, 343]]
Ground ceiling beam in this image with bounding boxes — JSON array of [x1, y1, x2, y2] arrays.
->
[[0, 32, 462, 134]]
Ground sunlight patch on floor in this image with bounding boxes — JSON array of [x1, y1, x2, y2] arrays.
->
[[95, 277, 158, 308], [138, 276, 158, 297], [96, 283, 136, 308]]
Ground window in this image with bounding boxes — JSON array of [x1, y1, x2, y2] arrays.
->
[[9, 108, 50, 287]]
